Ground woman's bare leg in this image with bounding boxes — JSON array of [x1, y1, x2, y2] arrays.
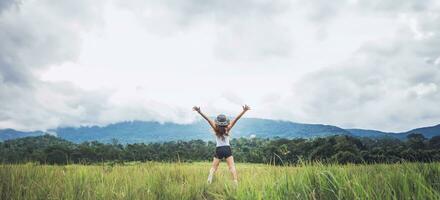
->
[[226, 156, 238, 184], [207, 157, 220, 184]]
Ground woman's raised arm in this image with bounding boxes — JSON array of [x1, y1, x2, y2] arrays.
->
[[228, 105, 250, 130], [193, 106, 216, 129]]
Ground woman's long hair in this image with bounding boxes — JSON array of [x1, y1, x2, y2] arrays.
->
[[215, 125, 229, 141]]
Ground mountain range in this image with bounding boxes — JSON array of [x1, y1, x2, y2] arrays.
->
[[1, 118, 439, 143]]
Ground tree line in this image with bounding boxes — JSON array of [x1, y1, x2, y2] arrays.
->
[[1, 133, 439, 165]]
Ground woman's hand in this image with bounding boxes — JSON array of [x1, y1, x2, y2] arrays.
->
[[242, 104, 251, 112], [192, 106, 201, 112], [228, 105, 251, 130], [193, 106, 215, 129]]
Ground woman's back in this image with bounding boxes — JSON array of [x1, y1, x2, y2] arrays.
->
[[215, 134, 230, 147]]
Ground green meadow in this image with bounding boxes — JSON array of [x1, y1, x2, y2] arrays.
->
[[1, 162, 439, 200]]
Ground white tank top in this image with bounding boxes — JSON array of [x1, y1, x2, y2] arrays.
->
[[215, 135, 230, 147]]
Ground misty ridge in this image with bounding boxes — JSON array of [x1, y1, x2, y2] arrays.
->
[[1, 118, 439, 143]]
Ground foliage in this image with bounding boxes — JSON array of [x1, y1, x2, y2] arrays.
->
[[1, 134, 440, 165]]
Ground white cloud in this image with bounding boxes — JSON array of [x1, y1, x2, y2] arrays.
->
[[1, 0, 440, 132], [114, 0, 293, 61], [0, 0, 112, 130], [281, 6, 440, 131]]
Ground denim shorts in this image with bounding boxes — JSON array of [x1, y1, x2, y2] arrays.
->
[[215, 146, 232, 159]]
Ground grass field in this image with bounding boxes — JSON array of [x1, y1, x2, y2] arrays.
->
[[1, 162, 440, 200]]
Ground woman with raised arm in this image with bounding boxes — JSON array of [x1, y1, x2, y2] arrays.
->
[[193, 105, 251, 185]]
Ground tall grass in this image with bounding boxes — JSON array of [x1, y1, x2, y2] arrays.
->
[[1, 162, 439, 199]]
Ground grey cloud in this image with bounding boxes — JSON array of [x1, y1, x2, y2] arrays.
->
[[0, 0, 18, 14], [118, 0, 289, 26], [0, 0, 106, 84], [0, 80, 112, 130], [302, 0, 436, 22], [292, 63, 440, 131], [300, 0, 347, 22], [357, 0, 435, 13], [117, 0, 293, 60], [2, 0, 440, 131], [0, 0, 111, 130], [214, 19, 293, 60], [0, 0, 202, 130], [300, 0, 439, 42], [289, 8, 440, 131]]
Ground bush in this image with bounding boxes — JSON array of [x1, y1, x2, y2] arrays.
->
[[332, 151, 362, 164]]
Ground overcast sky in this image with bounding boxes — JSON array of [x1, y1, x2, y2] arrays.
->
[[1, 0, 440, 132]]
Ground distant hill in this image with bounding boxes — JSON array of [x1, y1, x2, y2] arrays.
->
[[52, 118, 350, 143], [345, 129, 406, 139], [345, 124, 440, 140], [1, 118, 439, 143], [404, 124, 440, 138], [0, 129, 47, 141], [0, 134, 74, 149]]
